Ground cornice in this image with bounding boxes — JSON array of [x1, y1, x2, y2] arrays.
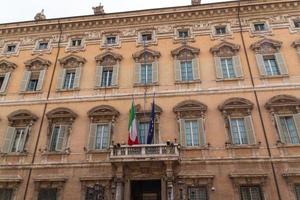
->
[[0, 0, 299, 36]]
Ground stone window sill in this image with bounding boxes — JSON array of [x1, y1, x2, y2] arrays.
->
[[260, 74, 289, 79], [175, 80, 201, 84], [0, 152, 28, 157], [94, 86, 118, 90], [133, 83, 159, 87], [181, 145, 209, 150], [216, 77, 244, 82], [225, 143, 260, 149], [19, 91, 43, 95], [56, 88, 80, 92], [86, 149, 110, 154], [41, 151, 70, 156], [276, 142, 300, 148]]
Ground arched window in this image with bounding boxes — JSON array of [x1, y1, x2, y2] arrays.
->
[[0, 60, 17, 94], [250, 38, 288, 77], [95, 51, 122, 88], [20, 57, 51, 92], [219, 98, 256, 146], [171, 45, 200, 83], [2, 110, 38, 153], [265, 95, 300, 144], [173, 100, 207, 147], [46, 108, 77, 152], [87, 105, 119, 151], [210, 41, 243, 80], [56, 54, 86, 91], [132, 48, 161, 86]]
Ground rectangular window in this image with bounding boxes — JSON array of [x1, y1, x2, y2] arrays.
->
[[38, 188, 57, 200], [0, 188, 13, 200], [86, 185, 105, 200], [49, 126, 60, 152], [11, 128, 26, 153], [295, 185, 300, 200], [6, 45, 16, 53], [180, 61, 193, 81], [101, 68, 113, 87], [141, 33, 152, 42], [38, 42, 49, 50], [294, 20, 300, 28], [185, 120, 199, 147], [0, 76, 4, 89], [141, 64, 153, 84], [230, 118, 248, 145], [254, 23, 266, 31], [240, 186, 262, 200], [279, 116, 299, 144], [188, 187, 207, 200], [263, 56, 280, 76], [106, 36, 117, 45], [178, 30, 189, 38], [27, 71, 40, 91], [221, 58, 235, 79], [71, 39, 82, 47], [138, 122, 150, 145], [95, 124, 109, 149], [215, 26, 227, 35], [63, 70, 76, 89]]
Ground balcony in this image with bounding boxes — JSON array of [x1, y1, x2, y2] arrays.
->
[[110, 144, 179, 162]]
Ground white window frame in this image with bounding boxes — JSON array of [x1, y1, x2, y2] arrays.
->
[[2, 42, 20, 55], [63, 69, 76, 89], [220, 57, 236, 78], [94, 124, 110, 150], [230, 117, 248, 145], [180, 60, 193, 81], [11, 128, 26, 153], [184, 120, 199, 147], [140, 63, 153, 84], [101, 68, 113, 87], [278, 114, 300, 144], [263, 56, 280, 76]]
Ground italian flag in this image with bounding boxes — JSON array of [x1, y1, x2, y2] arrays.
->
[[128, 102, 139, 145]]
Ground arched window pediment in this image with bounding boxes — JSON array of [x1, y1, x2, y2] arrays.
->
[[0, 60, 17, 73], [135, 104, 162, 115], [7, 110, 38, 126], [24, 57, 51, 71], [88, 105, 119, 122], [265, 95, 300, 113], [250, 38, 282, 54], [219, 98, 254, 116], [173, 100, 207, 118], [171, 45, 200, 60], [59, 54, 86, 68], [46, 108, 77, 123], [210, 41, 240, 57], [132, 48, 161, 63], [95, 51, 122, 66]]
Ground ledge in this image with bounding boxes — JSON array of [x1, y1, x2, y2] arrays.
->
[[178, 174, 215, 179], [133, 83, 159, 87], [259, 74, 289, 79], [175, 80, 201, 84], [19, 91, 43, 95], [216, 77, 244, 82], [94, 86, 118, 90], [86, 149, 110, 154], [34, 176, 68, 182], [56, 88, 80, 93], [225, 144, 260, 149], [41, 151, 70, 156], [0, 152, 28, 157], [79, 176, 113, 181], [0, 175, 22, 183], [229, 172, 268, 179], [276, 143, 300, 148]]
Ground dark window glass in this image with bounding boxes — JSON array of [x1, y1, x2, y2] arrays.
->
[[6, 45, 16, 53], [85, 184, 105, 200], [38, 42, 49, 50], [63, 70, 76, 89], [71, 39, 82, 47], [0, 76, 4, 89], [106, 36, 116, 45], [38, 188, 57, 200], [141, 33, 152, 42], [263, 56, 280, 76], [178, 30, 189, 38], [294, 20, 300, 28], [0, 188, 13, 200], [254, 23, 266, 31], [215, 26, 227, 35], [295, 185, 300, 200], [27, 71, 40, 91], [49, 126, 60, 151], [240, 186, 262, 200], [101, 68, 113, 87]]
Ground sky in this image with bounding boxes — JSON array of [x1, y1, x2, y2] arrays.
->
[[0, 0, 230, 23]]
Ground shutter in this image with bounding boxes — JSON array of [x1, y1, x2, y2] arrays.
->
[[244, 115, 256, 145], [36, 69, 46, 91], [275, 52, 288, 75], [228, 117, 235, 144], [255, 54, 267, 76], [198, 118, 206, 147], [275, 115, 289, 143], [20, 70, 31, 92], [214, 56, 223, 79], [88, 123, 97, 150], [152, 61, 159, 83], [107, 122, 112, 149], [233, 55, 243, 78], [73, 67, 82, 89], [56, 68, 66, 90], [55, 125, 68, 151], [18, 126, 29, 152], [179, 119, 186, 146], [134, 63, 141, 84], [192, 58, 200, 80], [0, 72, 11, 93], [174, 60, 181, 81], [95, 66, 103, 87], [2, 127, 16, 153], [111, 64, 119, 86], [293, 113, 300, 140]]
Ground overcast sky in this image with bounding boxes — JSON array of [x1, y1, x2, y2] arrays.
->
[[0, 0, 230, 23]]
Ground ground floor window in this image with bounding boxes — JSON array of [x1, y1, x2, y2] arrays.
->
[[85, 184, 105, 200], [0, 188, 13, 200], [38, 188, 58, 200], [188, 186, 207, 200], [240, 186, 262, 200], [295, 184, 300, 200]]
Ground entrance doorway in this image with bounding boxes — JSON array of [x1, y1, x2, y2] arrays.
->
[[131, 180, 161, 200]]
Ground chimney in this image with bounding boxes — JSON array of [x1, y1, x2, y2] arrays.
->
[[191, 0, 201, 5]]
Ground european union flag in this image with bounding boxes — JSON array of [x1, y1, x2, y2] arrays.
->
[[147, 99, 155, 144]]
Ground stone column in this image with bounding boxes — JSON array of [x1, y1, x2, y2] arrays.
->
[[115, 178, 123, 200], [165, 161, 174, 200]]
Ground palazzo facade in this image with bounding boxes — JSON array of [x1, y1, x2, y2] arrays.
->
[[0, 0, 300, 199]]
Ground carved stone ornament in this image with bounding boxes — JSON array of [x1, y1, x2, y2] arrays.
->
[[59, 54, 86, 68], [87, 105, 120, 123], [134, 104, 162, 122], [265, 95, 300, 114], [292, 39, 300, 49], [34, 9, 46, 21], [0, 60, 17, 73], [171, 45, 200, 60], [250, 38, 282, 54], [7, 109, 38, 126], [173, 100, 207, 119], [210, 41, 240, 57], [132, 48, 161, 63], [95, 51, 122, 66], [24, 57, 51, 71], [34, 176, 67, 200], [0, 175, 22, 196], [46, 107, 77, 124], [218, 98, 254, 117], [80, 177, 112, 200]]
